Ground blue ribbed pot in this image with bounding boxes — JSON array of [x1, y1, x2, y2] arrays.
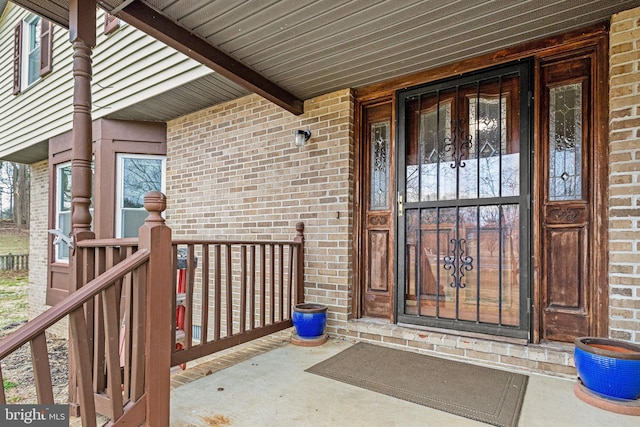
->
[[292, 303, 327, 338], [574, 337, 640, 400]]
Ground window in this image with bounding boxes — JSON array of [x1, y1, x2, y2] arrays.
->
[[370, 121, 390, 210], [13, 16, 53, 94], [548, 83, 583, 201], [54, 163, 71, 262], [54, 162, 94, 262], [115, 155, 166, 238]]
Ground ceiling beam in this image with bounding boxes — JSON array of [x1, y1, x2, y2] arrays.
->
[[117, 1, 304, 115]]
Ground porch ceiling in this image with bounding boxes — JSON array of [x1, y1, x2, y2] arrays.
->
[[11, 0, 640, 119]]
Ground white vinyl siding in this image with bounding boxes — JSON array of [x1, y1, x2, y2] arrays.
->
[[0, 5, 210, 161]]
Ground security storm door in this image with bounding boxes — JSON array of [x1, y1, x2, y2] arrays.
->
[[397, 62, 531, 339]]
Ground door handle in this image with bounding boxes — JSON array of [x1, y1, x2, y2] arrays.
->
[[397, 193, 403, 217]]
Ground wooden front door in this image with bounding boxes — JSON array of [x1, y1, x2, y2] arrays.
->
[[360, 101, 395, 318]]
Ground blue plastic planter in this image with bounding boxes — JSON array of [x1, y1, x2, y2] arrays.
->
[[292, 303, 327, 338], [575, 337, 640, 400]]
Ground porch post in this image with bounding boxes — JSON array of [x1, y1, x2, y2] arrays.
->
[[68, 0, 96, 416], [69, 0, 96, 241], [139, 191, 173, 426]]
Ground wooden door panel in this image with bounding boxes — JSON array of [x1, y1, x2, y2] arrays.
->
[[542, 204, 589, 341], [365, 226, 392, 316], [545, 227, 587, 310], [368, 228, 389, 292]]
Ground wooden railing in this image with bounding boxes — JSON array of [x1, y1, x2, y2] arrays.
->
[[74, 226, 305, 370], [0, 253, 29, 271], [0, 191, 306, 426], [0, 191, 173, 426], [170, 223, 305, 367], [0, 249, 151, 425]]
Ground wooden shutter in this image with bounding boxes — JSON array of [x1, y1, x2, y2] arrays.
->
[[104, 14, 120, 35], [13, 22, 22, 94], [39, 20, 53, 77]]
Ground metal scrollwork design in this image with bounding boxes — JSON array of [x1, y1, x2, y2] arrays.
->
[[443, 238, 474, 289], [443, 118, 473, 169]]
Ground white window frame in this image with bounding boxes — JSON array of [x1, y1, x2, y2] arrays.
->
[[115, 154, 166, 238], [54, 162, 94, 263], [54, 162, 71, 263], [21, 14, 41, 90]]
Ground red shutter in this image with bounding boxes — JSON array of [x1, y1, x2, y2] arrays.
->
[[13, 22, 22, 94], [39, 20, 53, 77], [104, 14, 120, 35]]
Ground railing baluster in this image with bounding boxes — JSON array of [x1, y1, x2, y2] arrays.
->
[[82, 247, 96, 370], [185, 244, 196, 348], [201, 244, 210, 343], [111, 247, 123, 321], [260, 244, 266, 328], [170, 245, 179, 358], [31, 332, 54, 404], [130, 265, 146, 401], [226, 244, 232, 337], [122, 260, 133, 401], [270, 244, 275, 324], [93, 292, 105, 393], [93, 247, 106, 393], [102, 285, 123, 420], [250, 245, 256, 331], [295, 223, 305, 304], [69, 307, 98, 427], [288, 245, 294, 319], [279, 244, 284, 322], [240, 245, 247, 333], [214, 245, 221, 340]]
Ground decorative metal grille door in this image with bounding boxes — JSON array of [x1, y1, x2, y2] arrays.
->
[[396, 62, 531, 339]]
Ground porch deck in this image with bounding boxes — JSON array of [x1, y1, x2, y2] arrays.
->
[[168, 330, 638, 427]]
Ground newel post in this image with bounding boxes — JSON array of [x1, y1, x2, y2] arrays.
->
[[295, 222, 305, 304], [138, 191, 172, 426]]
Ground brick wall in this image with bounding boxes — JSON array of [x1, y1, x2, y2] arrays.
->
[[166, 89, 355, 333], [28, 160, 48, 320], [609, 6, 640, 343]]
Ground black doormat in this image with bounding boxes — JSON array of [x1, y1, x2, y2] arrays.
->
[[306, 342, 528, 427]]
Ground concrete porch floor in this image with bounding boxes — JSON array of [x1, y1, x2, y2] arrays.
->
[[170, 331, 639, 427]]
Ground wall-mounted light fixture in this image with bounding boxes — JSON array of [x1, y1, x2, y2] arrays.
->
[[295, 129, 311, 147]]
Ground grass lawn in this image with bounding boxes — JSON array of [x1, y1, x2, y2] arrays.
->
[[0, 272, 28, 330], [0, 227, 32, 401], [0, 227, 29, 255], [0, 227, 29, 329]]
